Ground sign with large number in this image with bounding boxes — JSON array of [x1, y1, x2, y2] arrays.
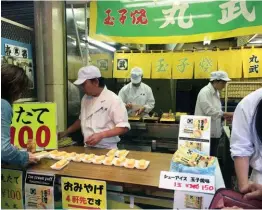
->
[[1, 169, 24, 209], [159, 171, 215, 194], [90, 1, 262, 44], [178, 115, 211, 155], [11, 103, 57, 150], [62, 177, 107, 210], [25, 172, 55, 209]]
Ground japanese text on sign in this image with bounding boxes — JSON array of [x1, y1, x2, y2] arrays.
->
[[1, 169, 24, 209], [159, 171, 215, 194], [62, 177, 107, 210], [11, 103, 57, 150]]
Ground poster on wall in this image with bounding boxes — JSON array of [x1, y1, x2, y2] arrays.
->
[[11, 103, 57, 150], [1, 169, 24, 209], [178, 115, 211, 155], [25, 173, 55, 209], [90, 1, 262, 44], [1, 38, 34, 89]]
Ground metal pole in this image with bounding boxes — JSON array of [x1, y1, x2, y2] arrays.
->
[[71, 4, 84, 65], [84, 3, 89, 65]]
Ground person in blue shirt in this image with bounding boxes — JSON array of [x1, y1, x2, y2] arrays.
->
[[1, 64, 38, 166]]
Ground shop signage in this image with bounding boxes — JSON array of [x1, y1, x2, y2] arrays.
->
[[61, 177, 107, 210], [4, 43, 28, 58], [178, 115, 211, 155], [90, 53, 113, 78], [1, 169, 24, 209], [25, 172, 55, 209], [159, 171, 215, 194], [90, 1, 262, 44], [11, 103, 57, 150]]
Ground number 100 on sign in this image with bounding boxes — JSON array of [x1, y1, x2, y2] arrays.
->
[[11, 103, 57, 150]]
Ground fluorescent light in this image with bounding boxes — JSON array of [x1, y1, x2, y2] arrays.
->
[[83, 36, 116, 52], [120, 46, 130, 50], [248, 34, 258, 43], [249, 39, 262, 44]]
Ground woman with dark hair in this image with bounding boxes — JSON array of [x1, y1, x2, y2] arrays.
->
[[230, 88, 262, 193], [1, 64, 38, 166]]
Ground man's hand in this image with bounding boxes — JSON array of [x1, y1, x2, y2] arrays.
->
[[243, 183, 262, 201], [58, 131, 68, 139], [85, 133, 104, 146], [126, 103, 132, 109], [136, 107, 145, 116]]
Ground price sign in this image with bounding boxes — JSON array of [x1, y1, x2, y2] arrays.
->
[[62, 177, 107, 209], [1, 169, 24, 209], [159, 171, 215, 194], [11, 103, 57, 150]]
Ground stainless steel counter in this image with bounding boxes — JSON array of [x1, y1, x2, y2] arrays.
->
[[119, 122, 179, 153]]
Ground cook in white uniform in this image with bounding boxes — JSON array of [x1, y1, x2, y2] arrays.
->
[[194, 71, 233, 156], [230, 88, 262, 189], [59, 65, 130, 149], [118, 67, 155, 116]]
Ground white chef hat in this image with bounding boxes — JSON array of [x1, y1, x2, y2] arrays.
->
[[130, 67, 143, 84], [210, 70, 231, 82], [74, 65, 101, 85]]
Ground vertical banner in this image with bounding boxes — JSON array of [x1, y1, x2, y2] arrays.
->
[[172, 52, 194, 79], [62, 177, 107, 210], [218, 49, 242, 78], [151, 53, 172, 79], [90, 53, 113, 78], [242, 47, 262, 78], [11, 103, 57, 150], [113, 52, 130, 78], [1, 169, 24, 209], [129, 53, 151, 78], [194, 51, 218, 79], [25, 173, 55, 209], [178, 115, 211, 155]]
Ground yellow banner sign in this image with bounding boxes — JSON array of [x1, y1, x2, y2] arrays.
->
[[194, 51, 218, 79], [90, 53, 113, 78], [62, 177, 107, 210], [129, 53, 152, 78], [11, 103, 57, 150], [218, 49, 242, 79], [242, 47, 262, 78], [172, 52, 194, 79], [113, 53, 130, 78], [1, 169, 24, 209], [151, 53, 172, 79]]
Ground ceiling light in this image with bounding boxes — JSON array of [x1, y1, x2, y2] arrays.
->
[[249, 39, 262, 44], [83, 36, 116, 52]]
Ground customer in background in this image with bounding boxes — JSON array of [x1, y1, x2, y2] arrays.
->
[[194, 71, 233, 156], [230, 88, 262, 191], [118, 67, 155, 117], [59, 65, 130, 149], [1, 64, 38, 166]]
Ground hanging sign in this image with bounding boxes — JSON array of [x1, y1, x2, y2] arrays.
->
[[242, 47, 262, 78], [113, 53, 130, 78], [90, 53, 113, 78], [90, 1, 262, 44], [25, 173, 55, 209], [159, 171, 215, 194], [62, 177, 107, 210], [178, 115, 211, 155], [11, 103, 57, 150], [1, 169, 24, 209], [151, 53, 172, 79], [172, 52, 194, 79]]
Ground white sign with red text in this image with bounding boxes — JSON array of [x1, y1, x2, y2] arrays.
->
[[159, 171, 215, 194]]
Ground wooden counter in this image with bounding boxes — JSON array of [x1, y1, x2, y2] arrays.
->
[[26, 146, 173, 189]]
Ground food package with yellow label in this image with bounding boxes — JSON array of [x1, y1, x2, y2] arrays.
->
[[170, 146, 216, 175]]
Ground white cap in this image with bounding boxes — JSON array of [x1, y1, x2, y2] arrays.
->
[[74, 65, 101, 85], [130, 67, 143, 84], [210, 70, 231, 82]]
